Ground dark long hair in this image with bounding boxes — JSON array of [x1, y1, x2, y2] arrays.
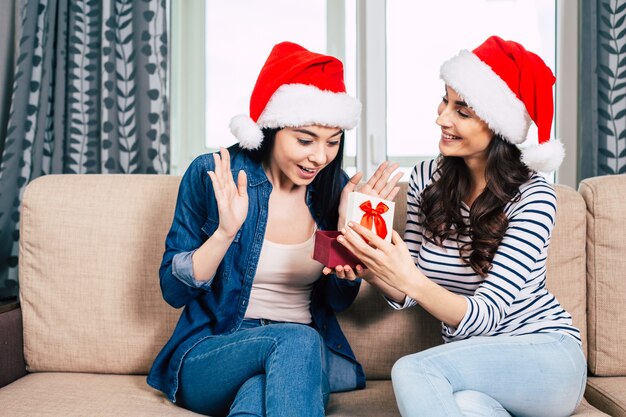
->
[[420, 135, 531, 277], [241, 127, 345, 229]]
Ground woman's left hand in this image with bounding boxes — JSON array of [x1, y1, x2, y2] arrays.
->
[[357, 161, 404, 201], [337, 222, 419, 294], [321, 264, 367, 281]]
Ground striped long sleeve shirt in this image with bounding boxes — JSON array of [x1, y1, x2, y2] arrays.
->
[[390, 159, 581, 345]]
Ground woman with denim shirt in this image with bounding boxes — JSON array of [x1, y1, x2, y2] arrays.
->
[[147, 41, 402, 417], [329, 37, 586, 416]]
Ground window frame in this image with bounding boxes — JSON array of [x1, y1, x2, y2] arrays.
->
[[555, 0, 579, 188], [170, 0, 206, 175]]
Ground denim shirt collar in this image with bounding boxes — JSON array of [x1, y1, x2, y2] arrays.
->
[[230, 150, 322, 226], [229, 152, 268, 187]]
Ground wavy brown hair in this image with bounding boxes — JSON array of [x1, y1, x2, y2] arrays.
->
[[420, 135, 531, 277]]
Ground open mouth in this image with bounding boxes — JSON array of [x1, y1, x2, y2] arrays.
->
[[442, 132, 462, 140], [298, 165, 317, 174]]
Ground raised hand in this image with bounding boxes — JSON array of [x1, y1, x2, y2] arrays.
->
[[207, 147, 248, 239], [359, 161, 403, 201], [337, 161, 403, 230]]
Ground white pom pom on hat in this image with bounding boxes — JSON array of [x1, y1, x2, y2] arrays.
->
[[521, 139, 565, 173], [229, 115, 264, 150]]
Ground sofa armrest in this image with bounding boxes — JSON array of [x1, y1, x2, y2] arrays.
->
[[0, 303, 27, 388]]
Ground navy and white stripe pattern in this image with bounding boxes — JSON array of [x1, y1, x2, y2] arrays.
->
[[393, 159, 581, 345]]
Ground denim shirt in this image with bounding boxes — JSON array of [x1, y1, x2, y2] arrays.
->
[[147, 146, 365, 402]]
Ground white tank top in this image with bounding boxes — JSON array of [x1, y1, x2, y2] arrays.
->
[[244, 233, 323, 324]]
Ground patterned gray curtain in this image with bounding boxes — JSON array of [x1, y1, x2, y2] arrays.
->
[[581, 0, 626, 180], [0, 0, 169, 302]]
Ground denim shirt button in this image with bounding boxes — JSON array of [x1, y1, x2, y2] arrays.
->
[[336, 343, 342, 350]]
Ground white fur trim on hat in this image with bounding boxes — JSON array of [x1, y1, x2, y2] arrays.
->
[[440, 50, 532, 144], [229, 114, 264, 150], [521, 139, 565, 172], [257, 84, 361, 130]]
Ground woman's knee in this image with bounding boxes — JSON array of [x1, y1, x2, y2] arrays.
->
[[391, 353, 434, 381], [280, 323, 320, 343], [453, 390, 511, 417], [391, 355, 410, 382], [273, 324, 323, 357]]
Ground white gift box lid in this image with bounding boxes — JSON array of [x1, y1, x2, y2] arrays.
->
[[344, 191, 395, 242]]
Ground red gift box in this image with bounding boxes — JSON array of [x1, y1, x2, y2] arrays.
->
[[313, 230, 363, 269]]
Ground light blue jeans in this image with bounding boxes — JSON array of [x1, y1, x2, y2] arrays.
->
[[391, 333, 587, 417], [177, 319, 329, 417]]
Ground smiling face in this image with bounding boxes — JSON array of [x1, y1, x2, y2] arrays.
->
[[436, 86, 494, 165], [267, 125, 343, 187]]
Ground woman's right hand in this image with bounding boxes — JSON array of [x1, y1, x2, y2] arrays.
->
[[207, 147, 248, 239]]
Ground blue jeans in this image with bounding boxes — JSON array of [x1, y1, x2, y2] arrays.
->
[[391, 333, 587, 417], [177, 319, 329, 417]]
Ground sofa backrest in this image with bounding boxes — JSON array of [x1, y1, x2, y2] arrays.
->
[[580, 175, 626, 376], [337, 182, 588, 379], [336, 182, 441, 380], [18, 175, 588, 377], [546, 185, 588, 356], [20, 175, 182, 374]]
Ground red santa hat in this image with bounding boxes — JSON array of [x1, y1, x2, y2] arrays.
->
[[230, 42, 361, 150], [440, 36, 565, 172]]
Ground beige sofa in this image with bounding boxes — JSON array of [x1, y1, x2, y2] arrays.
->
[[0, 173, 624, 416]]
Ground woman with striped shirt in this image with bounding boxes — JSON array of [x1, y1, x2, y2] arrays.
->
[[328, 37, 586, 416]]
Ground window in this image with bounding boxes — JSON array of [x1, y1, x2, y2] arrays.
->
[[172, 1, 572, 182], [170, 0, 353, 174], [386, 0, 555, 178], [205, 0, 328, 150]]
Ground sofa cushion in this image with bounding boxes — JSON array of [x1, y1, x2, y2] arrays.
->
[[19, 175, 183, 374], [580, 175, 626, 376], [338, 282, 442, 380], [328, 380, 606, 417], [547, 185, 588, 356], [0, 373, 605, 416], [585, 376, 626, 417], [327, 380, 399, 416], [0, 373, 200, 416]]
